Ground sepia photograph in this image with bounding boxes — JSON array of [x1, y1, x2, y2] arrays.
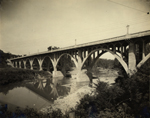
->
[[0, 0, 150, 117]]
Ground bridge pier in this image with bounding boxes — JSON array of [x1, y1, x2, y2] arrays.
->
[[30, 60, 33, 70], [76, 50, 82, 79], [23, 60, 26, 69], [77, 50, 82, 70], [15, 61, 17, 68], [52, 64, 63, 77], [128, 41, 137, 75], [52, 53, 64, 77], [39, 61, 43, 71], [19, 61, 21, 68], [53, 70, 63, 77], [76, 49, 91, 82]]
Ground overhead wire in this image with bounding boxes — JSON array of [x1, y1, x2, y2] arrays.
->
[[3, 16, 150, 49], [5, 12, 149, 42], [2, 1, 150, 54], [53, 16, 150, 41], [108, 0, 149, 14], [6, 19, 149, 51], [85, 16, 150, 33], [75, 20, 150, 39], [51, 14, 150, 38], [2, 11, 150, 52]]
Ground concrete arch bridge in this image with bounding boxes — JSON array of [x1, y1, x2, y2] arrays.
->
[[10, 30, 150, 79]]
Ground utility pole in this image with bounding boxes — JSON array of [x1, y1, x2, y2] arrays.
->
[[126, 25, 130, 34], [75, 39, 76, 45]]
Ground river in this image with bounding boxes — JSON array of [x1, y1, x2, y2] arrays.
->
[[0, 69, 118, 112], [0, 76, 90, 112]]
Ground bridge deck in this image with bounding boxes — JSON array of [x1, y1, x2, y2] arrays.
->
[[11, 30, 150, 60]]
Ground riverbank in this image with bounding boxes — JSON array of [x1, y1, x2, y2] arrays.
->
[[0, 67, 52, 85], [94, 68, 118, 84], [40, 68, 118, 114], [40, 84, 95, 114]]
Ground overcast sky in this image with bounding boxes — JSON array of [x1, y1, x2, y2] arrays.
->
[[0, 0, 150, 56]]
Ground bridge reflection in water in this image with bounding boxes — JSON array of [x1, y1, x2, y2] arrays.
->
[[0, 77, 89, 112], [26, 77, 71, 101]]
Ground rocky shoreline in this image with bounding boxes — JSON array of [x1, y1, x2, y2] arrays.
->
[[40, 85, 95, 114], [40, 68, 118, 115]]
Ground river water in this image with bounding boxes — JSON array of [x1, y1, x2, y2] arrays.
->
[[0, 68, 117, 112], [0, 76, 90, 112]]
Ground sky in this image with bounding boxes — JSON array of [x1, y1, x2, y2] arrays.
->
[[0, 0, 150, 59]]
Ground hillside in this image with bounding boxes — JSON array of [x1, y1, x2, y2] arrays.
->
[[0, 50, 21, 68]]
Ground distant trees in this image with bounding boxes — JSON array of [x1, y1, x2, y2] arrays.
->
[[96, 58, 121, 69], [57, 55, 75, 76], [48, 46, 60, 51], [0, 50, 21, 68]]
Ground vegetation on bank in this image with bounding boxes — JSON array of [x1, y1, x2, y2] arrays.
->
[[0, 50, 21, 68], [0, 106, 68, 118], [0, 59, 149, 117], [94, 58, 122, 70], [0, 68, 52, 85], [0, 48, 150, 117], [74, 59, 150, 118]]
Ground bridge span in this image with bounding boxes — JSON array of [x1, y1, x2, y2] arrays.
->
[[10, 30, 150, 78]]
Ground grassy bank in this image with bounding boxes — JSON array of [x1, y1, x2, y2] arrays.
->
[[0, 67, 52, 85]]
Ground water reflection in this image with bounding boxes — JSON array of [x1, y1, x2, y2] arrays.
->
[[0, 82, 26, 95], [26, 77, 71, 101], [0, 76, 85, 111]]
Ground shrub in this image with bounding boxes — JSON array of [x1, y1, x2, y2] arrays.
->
[[75, 59, 150, 117], [0, 68, 52, 85], [0, 106, 66, 118]]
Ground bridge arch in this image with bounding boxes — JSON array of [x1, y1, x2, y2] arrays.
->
[[56, 53, 78, 68], [81, 48, 129, 74], [137, 52, 150, 68], [32, 57, 40, 70], [26, 59, 31, 69], [13, 61, 16, 67], [21, 60, 24, 68], [17, 61, 19, 68], [41, 56, 54, 71], [89, 51, 107, 69]]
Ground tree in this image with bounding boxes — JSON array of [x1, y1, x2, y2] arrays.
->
[[0, 50, 21, 67], [47, 46, 59, 51]]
